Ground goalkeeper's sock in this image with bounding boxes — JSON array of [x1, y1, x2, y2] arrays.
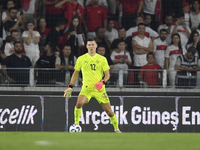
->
[[109, 114, 119, 130], [74, 106, 82, 125]]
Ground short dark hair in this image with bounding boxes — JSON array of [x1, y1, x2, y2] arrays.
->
[[118, 39, 126, 45], [160, 28, 168, 34], [5, 35, 15, 43], [146, 52, 155, 59], [14, 41, 22, 46], [63, 44, 71, 49], [87, 38, 97, 44], [55, 19, 65, 27], [138, 23, 146, 28], [97, 44, 106, 50], [187, 46, 197, 55], [11, 29, 19, 35], [95, 27, 103, 34], [165, 14, 173, 19], [118, 27, 125, 31], [8, 7, 18, 13], [176, 12, 184, 18]]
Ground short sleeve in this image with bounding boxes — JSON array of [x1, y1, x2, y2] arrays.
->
[[22, 31, 29, 38], [2, 12, 7, 21], [55, 57, 61, 65], [74, 57, 82, 71], [35, 31, 41, 37], [102, 57, 110, 71], [165, 46, 170, 58]]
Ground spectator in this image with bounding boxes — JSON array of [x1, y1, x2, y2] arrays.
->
[[84, 0, 108, 39], [165, 33, 187, 88], [77, 0, 84, 8], [45, 19, 65, 50], [3, 7, 23, 41], [85, 0, 108, 10], [1, 0, 20, 40], [66, 16, 85, 58], [144, 14, 152, 28], [143, 0, 162, 31], [1, 41, 32, 85], [186, 30, 200, 57], [55, 45, 77, 85], [157, 14, 175, 44], [138, 52, 162, 88], [172, 12, 191, 47], [43, 0, 63, 29], [97, 45, 114, 69], [4, 35, 15, 56], [116, 0, 143, 30], [111, 27, 132, 56], [1, 0, 23, 11], [1, 30, 26, 60], [55, 0, 84, 30], [105, 17, 119, 43], [36, 18, 51, 54], [190, 0, 200, 30], [55, 49, 60, 57], [21, 0, 38, 24], [182, 2, 190, 27], [22, 19, 40, 66], [94, 27, 110, 54], [110, 39, 132, 85], [175, 46, 199, 87], [126, 16, 159, 41], [132, 23, 154, 85], [153, 29, 169, 69], [34, 44, 56, 85]]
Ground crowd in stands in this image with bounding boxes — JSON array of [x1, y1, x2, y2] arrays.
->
[[0, 0, 200, 88]]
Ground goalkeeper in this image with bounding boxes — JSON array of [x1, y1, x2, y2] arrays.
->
[[64, 39, 121, 133]]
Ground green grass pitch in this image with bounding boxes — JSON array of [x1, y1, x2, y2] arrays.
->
[[0, 132, 200, 150]]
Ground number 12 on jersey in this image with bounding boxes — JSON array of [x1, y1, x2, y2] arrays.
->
[[90, 64, 96, 70]]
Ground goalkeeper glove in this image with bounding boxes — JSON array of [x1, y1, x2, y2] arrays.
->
[[94, 80, 105, 91], [63, 84, 73, 98]]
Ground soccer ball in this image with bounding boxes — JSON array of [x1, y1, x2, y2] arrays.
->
[[69, 124, 82, 133]]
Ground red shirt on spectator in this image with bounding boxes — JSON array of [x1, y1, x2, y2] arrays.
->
[[116, 0, 143, 15], [84, 5, 108, 32], [62, 2, 83, 27], [138, 63, 162, 86], [1, 44, 26, 54], [37, 28, 51, 41], [45, 0, 63, 14]]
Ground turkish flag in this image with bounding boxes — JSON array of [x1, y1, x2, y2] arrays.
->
[[21, 0, 31, 12]]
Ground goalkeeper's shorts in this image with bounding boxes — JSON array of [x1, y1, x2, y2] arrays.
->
[[79, 85, 110, 104]]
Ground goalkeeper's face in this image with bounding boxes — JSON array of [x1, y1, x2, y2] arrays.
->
[[86, 41, 97, 53]]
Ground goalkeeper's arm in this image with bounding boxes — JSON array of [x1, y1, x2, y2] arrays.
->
[[63, 70, 79, 98], [103, 70, 110, 83]]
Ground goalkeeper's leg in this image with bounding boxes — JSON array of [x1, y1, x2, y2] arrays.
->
[[74, 95, 88, 124], [101, 102, 120, 132]]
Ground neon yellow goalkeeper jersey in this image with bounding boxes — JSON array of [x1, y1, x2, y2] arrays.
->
[[74, 53, 110, 87]]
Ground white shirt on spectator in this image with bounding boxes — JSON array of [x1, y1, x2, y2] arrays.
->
[[175, 25, 191, 46], [22, 0, 37, 14], [143, 0, 158, 15], [105, 28, 118, 43], [2, 12, 20, 40], [77, 0, 84, 8], [4, 43, 14, 56], [110, 50, 132, 74], [133, 36, 151, 67], [22, 30, 40, 66], [153, 38, 169, 68], [157, 24, 174, 44], [126, 26, 158, 39], [85, 0, 108, 7], [190, 11, 200, 28], [164, 45, 187, 70]]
